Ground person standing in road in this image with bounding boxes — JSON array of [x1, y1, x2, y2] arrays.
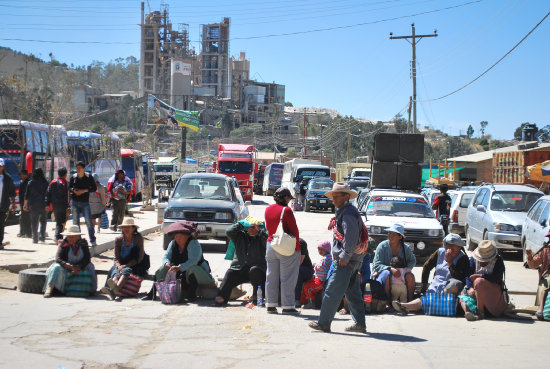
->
[[17, 169, 31, 238], [432, 184, 451, 235], [309, 182, 366, 333], [69, 162, 97, 246], [110, 170, 132, 231], [89, 173, 107, 234], [23, 168, 49, 244], [47, 167, 71, 243], [264, 187, 301, 315], [0, 158, 16, 249]]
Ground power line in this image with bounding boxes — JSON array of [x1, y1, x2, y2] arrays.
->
[[418, 10, 550, 102]]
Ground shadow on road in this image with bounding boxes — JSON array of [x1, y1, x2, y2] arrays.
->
[[201, 241, 227, 254], [501, 250, 523, 262], [367, 332, 427, 342], [251, 200, 269, 206]]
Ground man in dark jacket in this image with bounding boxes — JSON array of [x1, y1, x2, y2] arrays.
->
[[214, 216, 268, 306], [24, 168, 49, 244], [432, 184, 452, 235], [69, 162, 97, 246], [0, 158, 16, 249], [47, 167, 70, 242], [17, 169, 31, 238]]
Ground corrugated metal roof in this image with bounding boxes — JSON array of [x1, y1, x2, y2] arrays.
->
[[448, 142, 550, 163]]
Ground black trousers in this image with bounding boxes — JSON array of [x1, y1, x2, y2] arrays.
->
[[217, 265, 266, 302], [53, 210, 68, 240], [111, 199, 126, 227], [19, 211, 31, 237], [0, 211, 6, 245], [30, 208, 47, 243]]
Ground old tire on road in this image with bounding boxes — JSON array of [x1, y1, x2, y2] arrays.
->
[[18, 267, 47, 294]]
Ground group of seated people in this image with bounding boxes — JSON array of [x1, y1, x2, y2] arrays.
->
[[41, 216, 549, 323]]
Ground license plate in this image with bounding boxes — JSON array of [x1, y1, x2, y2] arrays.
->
[[197, 225, 206, 232], [320, 200, 327, 203]]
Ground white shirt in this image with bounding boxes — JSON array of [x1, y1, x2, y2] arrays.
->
[[0, 174, 4, 208]]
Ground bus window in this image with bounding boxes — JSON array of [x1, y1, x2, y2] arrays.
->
[[62, 136, 68, 154], [49, 131, 55, 155], [26, 128, 34, 151]]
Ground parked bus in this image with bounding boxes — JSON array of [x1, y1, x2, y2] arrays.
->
[[0, 119, 70, 215], [121, 149, 145, 201], [262, 163, 284, 195], [67, 131, 121, 186]]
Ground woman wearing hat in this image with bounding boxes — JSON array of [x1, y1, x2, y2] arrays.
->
[[89, 173, 107, 234], [149, 220, 214, 301], [525, 231, 550, 320], [101, 218, 148, 300], [109, 169, 132, 232], [264, 187, 301, 314], [43, 225, 97, 298], [372, 223, 416, 304], [458, 240, 507, 321], [392, 233, 470, 315]]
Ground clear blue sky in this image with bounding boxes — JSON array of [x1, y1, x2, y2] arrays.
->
[[0, 0, 548, 139]]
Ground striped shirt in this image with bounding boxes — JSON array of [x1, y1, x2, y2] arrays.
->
[[314, 254, 333, 282]]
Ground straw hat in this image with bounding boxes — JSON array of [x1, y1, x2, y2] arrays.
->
[[119, 218, 139, 228], [61, 225, 85, 236], [473, 240, 498, 262], [325, 182, 358, 200]]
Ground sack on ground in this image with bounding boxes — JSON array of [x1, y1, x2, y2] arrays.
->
[[421, 292, 457, 316], [117, 274, 143, 297], [65, 270, 93, 297], [100, 212, 109, 229], [543, 290, 550, 321], [155, 280, 181, 304]]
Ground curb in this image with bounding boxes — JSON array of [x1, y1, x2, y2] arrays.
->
[[0, 225, 160, 274]]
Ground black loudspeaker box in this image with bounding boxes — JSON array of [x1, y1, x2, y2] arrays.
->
[[397, 163, 422, 190], [373, 133, 400, 162], [399, 134, 424, 163], [371, 162, 398, 188]]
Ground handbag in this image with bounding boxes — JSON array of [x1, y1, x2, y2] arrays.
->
[[543, 291, 550, 321], [65, 270, 93, 297], [270, 207, 296, 256], [155, 270, 181, 304], [100, 211, 109, 229], [117, 274, 143, 297], [420, 292, 457, 316]]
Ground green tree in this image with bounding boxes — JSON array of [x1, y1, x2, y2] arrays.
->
[[513, 122, 537, 141], [538, 125, 550, 142], [479, 121, 488, 136], [284, 101, 293, 107], [467, 124, 474, 139]]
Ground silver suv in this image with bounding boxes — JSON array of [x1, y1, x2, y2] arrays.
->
[[465, 184, 543, 252]]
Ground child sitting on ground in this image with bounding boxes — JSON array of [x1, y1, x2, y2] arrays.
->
[[300, 240, 333, 309], [390, 256, 408, 303]]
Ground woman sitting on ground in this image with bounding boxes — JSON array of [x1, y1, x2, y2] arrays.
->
[[458, 240, 507, 321], [372, 224, 416, 304], [214, 216, 268, 306], [146, 220, 214, 301], [392, 233, 470, 314], [43, 225, 97, 298], [525, 231, 550, 320], [102, 218, 148, 299]]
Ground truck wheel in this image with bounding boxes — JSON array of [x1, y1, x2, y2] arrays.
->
[[163, 234, 173, 250], [304, 202, 310, 212], [466, 228, 477, 251], [18, 267, 48, 294]]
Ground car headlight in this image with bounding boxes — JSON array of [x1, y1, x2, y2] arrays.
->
[[428, 229, 440, 237], [165, 209, 184, 219], [215, 212, 233, 220], [370, 226, 382, 234], [494, 223, 516, 232], [417, 241, 426, 250]]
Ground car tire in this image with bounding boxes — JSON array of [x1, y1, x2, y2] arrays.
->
[[18, 267, 48, 294], [466, 228, 477, 251], [163, 234, 173, 250], [522, 237, 527, 263], [304, 202, 310, 212]]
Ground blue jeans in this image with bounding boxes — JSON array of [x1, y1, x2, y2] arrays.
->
[[318, 259, 365, 328], [71, 201, 96, 243]]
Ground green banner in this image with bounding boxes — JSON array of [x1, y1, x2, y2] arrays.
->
[[174, 109, 201, 132]]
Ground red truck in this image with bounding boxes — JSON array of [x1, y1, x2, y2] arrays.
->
[[213, 144, 256, 201]]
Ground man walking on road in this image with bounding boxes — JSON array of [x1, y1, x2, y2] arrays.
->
[[47, 167, 71, 243], [69, 162, 97, 246], [17, 169, 31, 238], [309, 182, 366, 333], [0, 158, 16, 249], [109, 170, 132, 231], [432, 184, 451, 235]]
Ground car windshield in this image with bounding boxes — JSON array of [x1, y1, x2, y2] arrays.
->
[[490, 191, 542, 212], [348, 181, 369, 192], [172, 178, 231, 200], [154, 165, 174, 172], [367, 196, 434, 218], [310, 180, 333, 190], [218, 161, 252, 174]]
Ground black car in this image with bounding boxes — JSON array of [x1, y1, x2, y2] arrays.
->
[[304, 178, 335, 212]]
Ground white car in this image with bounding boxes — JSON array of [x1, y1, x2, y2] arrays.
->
[[449, 190, 476, 236], [522, 195, 550, 262], [357, 189, 444, 258]]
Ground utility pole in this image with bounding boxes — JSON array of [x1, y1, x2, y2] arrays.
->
[[347, 117, 352, 162], [407, 96, 412, 133], [390, 23, 437, 133], [303, 107, 307, 157]]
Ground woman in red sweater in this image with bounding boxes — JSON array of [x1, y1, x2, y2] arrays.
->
[[264, 187, 301, 314]]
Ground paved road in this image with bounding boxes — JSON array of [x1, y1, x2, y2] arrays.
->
[[0, 195, 547, 369]]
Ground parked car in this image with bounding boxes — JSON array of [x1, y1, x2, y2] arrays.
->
[[161, 173, 249, 249], [345, 179, 370, 194], [522, 195, 550, 262], [357, 189, 444, 258], [465, 184, 543, 252], [449, 190, 476, 236], [304, 178, 335, 212]]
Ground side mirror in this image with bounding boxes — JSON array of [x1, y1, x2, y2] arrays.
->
[[476, 204, 486, 213], [541, 219, 547, 227]]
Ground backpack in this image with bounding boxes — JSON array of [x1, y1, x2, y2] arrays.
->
[[49, 178, 69, 207], [355, 220, 369, 255]]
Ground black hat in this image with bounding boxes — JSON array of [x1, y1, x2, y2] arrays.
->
[[274, 187, 295, 199]]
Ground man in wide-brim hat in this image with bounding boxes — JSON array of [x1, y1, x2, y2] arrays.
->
[[310, 182, 366, 334]]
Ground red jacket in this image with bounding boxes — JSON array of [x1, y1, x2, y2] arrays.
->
[[264, 203, 300, 252]]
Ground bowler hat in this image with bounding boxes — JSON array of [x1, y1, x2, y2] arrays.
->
[[166, 220, 198, 236]]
